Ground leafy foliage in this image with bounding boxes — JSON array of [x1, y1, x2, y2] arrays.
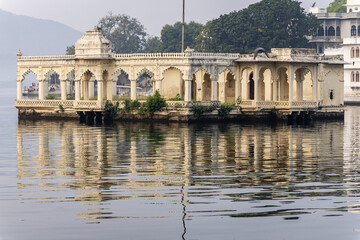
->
[[104, 100, 119, 116], [65, 45, 75, 55], [195, 0, 319, 53], [58, 104, 65, 113], [45, 94, 56, 100], [218, 102, 235, 116], [192, 104, 217, 118], [167, 94, 183, 101], [144, 36, 162, 53], [97, 12, 147, 53], [327, 0, 347, 13], [161, 21, 203, 52], [142, 90, 167, 115]]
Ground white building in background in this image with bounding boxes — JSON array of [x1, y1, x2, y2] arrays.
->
[[309, 0, 360, 96]]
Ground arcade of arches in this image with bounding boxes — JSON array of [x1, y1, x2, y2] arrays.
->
[[16, 31, 344, 112]]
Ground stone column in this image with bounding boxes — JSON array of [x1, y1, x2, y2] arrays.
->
[[106, 80, 113, 101], [184, 78, 192, 101], [112, 81, 117, 98], [60, 80, 67, 101], [130, 79, 137, 100], [254, 64, 259, 101], [17, 80, 22, 100], [155, 79, 162, 94], [273, 78, 278, 101], [235, 67, 241, 102], [289, 65, 294, 103], [211, 79, 218, 101], [98, 80, 104, 103], [38, 79, 45, 100], [89, 81, 95, 99], [313, 66, 318, 103], [75, 80, 81, 101]]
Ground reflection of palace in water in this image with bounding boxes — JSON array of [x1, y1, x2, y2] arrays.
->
[[16, 120, 345, 219]]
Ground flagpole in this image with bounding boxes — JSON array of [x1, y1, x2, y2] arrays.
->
[[182, 0, 185, 52]]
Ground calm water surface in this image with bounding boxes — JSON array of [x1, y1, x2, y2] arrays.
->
[[1, 89, 360, 239]]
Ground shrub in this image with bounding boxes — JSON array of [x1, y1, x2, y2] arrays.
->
[[218, 102, 235, 116], [130, 100, 141, 110], [167, 94, 183, 101], [192, 104, 217, 118], [142, 90, 166, 115], [104, 100, 119, 116], [58, 104, 65, 113], [45, 94, 56, 100], [89, 96, 97, 100], [67, 94, 75, 100]]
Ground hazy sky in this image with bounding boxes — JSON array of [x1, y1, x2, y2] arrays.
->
[[0, 0, 334, 36]]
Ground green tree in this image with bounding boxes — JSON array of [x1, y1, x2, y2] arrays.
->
[[195, 0, 318, 53], [144, 36, 162, 53], [161, 21, 203, 52], [327, 0, 347, 13], [97, 12, 147, 53], [65, 45, 75, 55]]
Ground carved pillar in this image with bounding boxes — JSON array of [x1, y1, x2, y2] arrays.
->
[[218, 72, 226, 102], [89, 81, 94, 99], [184, 78, 192, 101], [106, 80, 113, 101], [155, 79, 162, 94], [97, 79, 103, 103], [273, 78, 279, 101], [313, 66, 318, 103], [130, 79, 137, 100], [60, 80, 66, 101], [17, 80, 22, 100], [211, 78, 218, 101], [254, 64, 259, 101], [75, 80, 81, 101], [38, 79, 45, 100], [235, 66, 241, 102], [289, 65, 294, 103], [112, 81, 117, 98]]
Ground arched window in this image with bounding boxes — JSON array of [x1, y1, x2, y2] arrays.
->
[[351, 47, 355, 58], [351, 25, 357, 36], [328, 26, 335, 36], [336, 26, 341, 36], [356, 47, 359, 58], [358, 26, 360, 36], [352, 71, 355, 82], [357, 72, 359, 82], [318, 27, 324, 36]]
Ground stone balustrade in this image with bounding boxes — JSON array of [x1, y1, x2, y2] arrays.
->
[[238, 100, 318, 110]]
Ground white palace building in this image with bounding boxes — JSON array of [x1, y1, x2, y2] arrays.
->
[[15, 30, 345, 122], [309, 0, 360, 97]]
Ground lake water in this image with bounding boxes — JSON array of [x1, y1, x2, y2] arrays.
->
[[1, 89, 360, 240]]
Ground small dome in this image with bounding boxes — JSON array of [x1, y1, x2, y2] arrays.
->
[[75, 30, 112, 58]]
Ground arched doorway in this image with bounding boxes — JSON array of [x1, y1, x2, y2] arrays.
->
[[259, 68, 272, 101], [114, 70, 130, 98], [224, 71, 235, 103], [162, 67, 183, 99], [22, 70, 38, 99], [44, 70, 60, 99], [277, 68, 289, 101], [137, 69, 154, 99], [249, 73, 254, 100]]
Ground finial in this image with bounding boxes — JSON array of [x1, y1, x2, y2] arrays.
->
[[17, 50, 22, 57]]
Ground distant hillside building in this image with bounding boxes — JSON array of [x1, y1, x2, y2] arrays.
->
[[309, 0, 360, 96]]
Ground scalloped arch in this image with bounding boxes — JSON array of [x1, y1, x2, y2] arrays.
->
[[136, 68, 154, 78]]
